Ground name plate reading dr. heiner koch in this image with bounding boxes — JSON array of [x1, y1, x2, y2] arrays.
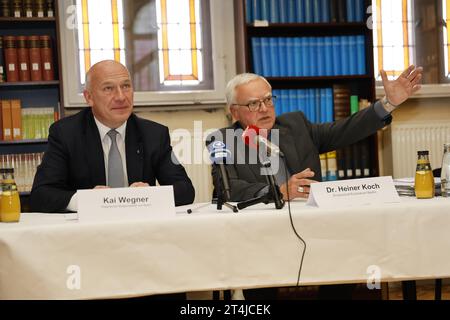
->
[[77, 186, 175, 222], [306, 176, 400, 209]]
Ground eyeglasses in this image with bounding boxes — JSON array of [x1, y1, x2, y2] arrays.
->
[[233, 95, 277, 112]]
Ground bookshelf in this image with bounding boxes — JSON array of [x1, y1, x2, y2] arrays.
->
[[0, 0, 63, 211], [234, 0, 379, 180]]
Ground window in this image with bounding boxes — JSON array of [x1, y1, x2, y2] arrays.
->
[[59, 0, 235, 107], [373, 0, 450, 86]]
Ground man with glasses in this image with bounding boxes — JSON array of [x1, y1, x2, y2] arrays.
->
[[208, 67, 422, 203], [206, 68, 422, 299]]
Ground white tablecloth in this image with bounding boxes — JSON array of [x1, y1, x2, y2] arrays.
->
[[1, 197, 450, 299]]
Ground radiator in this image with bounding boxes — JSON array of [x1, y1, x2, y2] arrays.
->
[[391, 121, 450, 178], [171, 129, 213, 204]]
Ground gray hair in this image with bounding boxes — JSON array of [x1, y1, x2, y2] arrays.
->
[[225, 73, 271, 106]]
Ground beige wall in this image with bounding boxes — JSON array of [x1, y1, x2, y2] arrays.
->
[[379, 97, 450, 176]]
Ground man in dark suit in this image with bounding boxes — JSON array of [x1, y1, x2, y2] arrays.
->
[[206, 65, 422, 299], [31, 60, 195, 213]]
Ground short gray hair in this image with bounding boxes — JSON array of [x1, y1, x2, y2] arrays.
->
[[225, 73, 271, 106]]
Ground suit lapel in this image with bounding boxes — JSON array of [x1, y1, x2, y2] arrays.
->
[[83, 110, 106, 186], [125, 115, 144, 184]]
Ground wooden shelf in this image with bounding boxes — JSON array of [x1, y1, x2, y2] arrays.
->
[[0, 139, 47, 145], [0, 17, 55, 22], [0, 81, 59, 87]]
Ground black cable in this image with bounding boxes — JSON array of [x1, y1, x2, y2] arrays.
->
[[282, 157, 307, 287]]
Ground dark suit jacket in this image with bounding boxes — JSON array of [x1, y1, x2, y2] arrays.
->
[[30, 108, 195, 212], [206, 104, 392, 202]]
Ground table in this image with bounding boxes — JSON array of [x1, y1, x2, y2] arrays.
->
[[1, 197, 450, 299]]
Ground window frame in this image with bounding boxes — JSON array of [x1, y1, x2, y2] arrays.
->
[[58, 0, 236, 108]]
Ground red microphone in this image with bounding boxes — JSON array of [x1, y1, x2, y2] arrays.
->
[[242, 125, 284, 157]]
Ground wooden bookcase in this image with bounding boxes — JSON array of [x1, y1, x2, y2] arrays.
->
[[233, 0, 380, 179], [0, 1, 64, 211]]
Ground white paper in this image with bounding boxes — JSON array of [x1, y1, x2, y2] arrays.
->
[[77, 186, 175, 222], [307, 176, 400, 209]]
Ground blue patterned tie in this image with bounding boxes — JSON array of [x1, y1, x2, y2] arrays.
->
[[107, 129, 125, 188]]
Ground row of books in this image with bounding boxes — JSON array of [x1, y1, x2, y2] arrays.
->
[[320, 141, 372, 182], [246, 0, 366, 24], [0, 0, 55, 18], [0, 35, 55, 83], [1, 99, 56, 141], [273, 88, 333, 123], [251, 36, 366, 77], [0, 153, 43, 193]]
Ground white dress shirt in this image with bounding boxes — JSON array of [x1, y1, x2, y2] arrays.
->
[[66, 117, 128, 212]]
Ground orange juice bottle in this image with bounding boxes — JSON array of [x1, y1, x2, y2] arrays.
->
[[0, 168, 21, 223], [414, 150, 434, 199]]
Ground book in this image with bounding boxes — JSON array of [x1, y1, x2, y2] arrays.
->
[[1, 100, 12, 141], [40, 35, 55, 81], [4, 36, 19, 82], [17, 36, 31, 82], [11, 99, 22, 140], [29, 36, 43, 81], [0, 36, 5, 82]]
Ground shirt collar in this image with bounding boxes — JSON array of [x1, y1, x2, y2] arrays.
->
[[93, 116, 127, 141]]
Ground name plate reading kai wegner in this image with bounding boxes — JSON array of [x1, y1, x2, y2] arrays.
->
[[306, 176, 400, 209], [77, 186, 175, 222]]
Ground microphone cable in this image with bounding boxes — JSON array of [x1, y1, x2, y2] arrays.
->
[[281, 156, 307, 287]]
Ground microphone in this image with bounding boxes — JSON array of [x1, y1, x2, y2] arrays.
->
[[242, 125, 284, 157], [241, 125, 285, 210], [208, 140, 232, 201]]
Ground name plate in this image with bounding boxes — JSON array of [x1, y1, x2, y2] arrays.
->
[[306, 176, 400, 208], [77, 186, 175, 222]]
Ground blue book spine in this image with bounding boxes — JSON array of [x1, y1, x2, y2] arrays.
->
[[340, 36, 349, 75], [309, 37, 317, 76], [326, 88, 333, 122], [316, 89, 322, 123], [289, 89, 297, 112], [332, 36, 341, 75], [317, 37, 325, 76], [252, 0, 260, 21], [313, 0, 321, 22], [308, 89, 315, 122], [295, 0, 305, 22], [355, 0, 363, 22], [286, 38, 295, 76], [273, 90, 282, 115], [279, 0, 288, 23], [293, 37, 302, 76], [246, 0, 253, 23], [269, 0, 279, 23], [260, 0, 270, 21], [260, 37, 271, 76], [304, 0, 313, 23], [324, 36, 333, 76], [280, 90, 288, 114], [270, 38, 279, 77], [349, 35, 357, 75], [301, 37, 310, 76], [287, 0, 297, 23], [251, 38, 263, 74], [278, 38, 288, 76], [346, 0, 355, 22], [356, 35, 366, 75], [321, 0, 330, 22], [298, 89, 305, 114]]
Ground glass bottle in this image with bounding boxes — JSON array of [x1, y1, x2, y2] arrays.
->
[[414, 150, 434, 199], [441, 143, 450, 197], [0, 168, 21, 223]]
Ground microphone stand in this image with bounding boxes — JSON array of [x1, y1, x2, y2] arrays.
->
[[213, 172, 238, 213], [236, 160, 285, 210]]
